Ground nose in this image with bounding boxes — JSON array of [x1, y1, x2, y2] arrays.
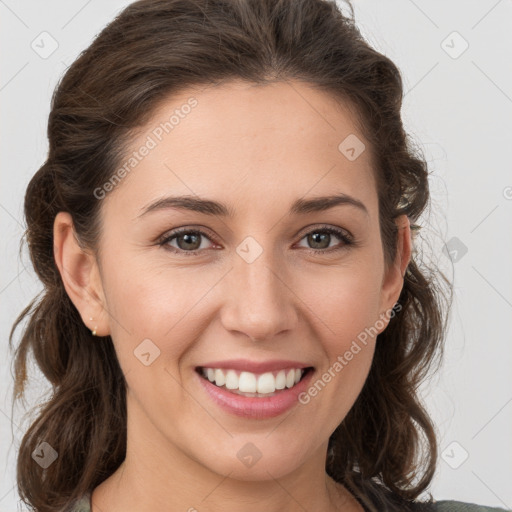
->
[[219, 248, 298, 342]]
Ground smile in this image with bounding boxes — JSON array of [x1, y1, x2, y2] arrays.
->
[[197, 366, 312, 396]]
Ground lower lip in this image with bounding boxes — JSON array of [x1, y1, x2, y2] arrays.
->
[[196, 369, 315, 419]]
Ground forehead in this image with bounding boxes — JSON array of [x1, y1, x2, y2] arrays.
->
[[102, 79, 377, 219]]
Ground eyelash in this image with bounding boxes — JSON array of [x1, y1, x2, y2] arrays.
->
[[157, 225, 356, 257]]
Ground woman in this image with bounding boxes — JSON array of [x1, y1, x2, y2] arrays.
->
[[9, 0, 508, 511]]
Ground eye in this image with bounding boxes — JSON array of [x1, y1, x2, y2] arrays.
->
[[158, 227, 217, 256], [296, 226, 354, 254], [158, 225, 355, 256]]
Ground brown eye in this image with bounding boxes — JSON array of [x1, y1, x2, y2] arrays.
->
[[175, 232, 202, 251], [297, 226, 354, 254], [307, 232, 331, 250], [159, 228, 215, 256]]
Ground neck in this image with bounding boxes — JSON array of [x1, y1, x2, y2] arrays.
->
[[92, 464, 361, 512]]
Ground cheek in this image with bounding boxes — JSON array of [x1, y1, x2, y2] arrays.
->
[[292, 263, 383, 397], [290, 272, 383, 430], [296, 260, 384, 343], [100, 253, 223, 369]]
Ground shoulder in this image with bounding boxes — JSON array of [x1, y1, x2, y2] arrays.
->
[[68, 493, 511, 512], [433, 500, 511, 512], [70, 492, 91, 512], [355, 483, 510, 512]]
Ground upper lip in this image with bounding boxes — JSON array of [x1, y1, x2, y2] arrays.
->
[[197, 359, 313, 373]]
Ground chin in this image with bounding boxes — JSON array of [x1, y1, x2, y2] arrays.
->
[[197, 437, 313, 481]]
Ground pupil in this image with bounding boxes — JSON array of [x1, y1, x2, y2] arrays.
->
[[309, 232, 329, 249], [179, 233, 200, 250]]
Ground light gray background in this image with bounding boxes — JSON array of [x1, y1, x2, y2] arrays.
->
[[1, 1, 511, 510]]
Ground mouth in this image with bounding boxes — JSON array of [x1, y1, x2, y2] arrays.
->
[[195, 366, 314, 398]]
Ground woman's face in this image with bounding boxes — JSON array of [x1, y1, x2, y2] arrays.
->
[[66, 80, 409, 483]]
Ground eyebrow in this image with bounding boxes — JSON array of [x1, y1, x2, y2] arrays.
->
[[137, 193, 368, 219]]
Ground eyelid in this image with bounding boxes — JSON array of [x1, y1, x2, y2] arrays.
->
[[295, 223, 353, 240]]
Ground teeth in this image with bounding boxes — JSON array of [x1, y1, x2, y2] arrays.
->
[[225, 369, 238, 390], [257, 372, 275, 394], [214, 368, 225, 386], [239, 371, 257, 392], [275, 370, 286, 390], [200, 367, 306, 394], [285, 369, 295, 388]]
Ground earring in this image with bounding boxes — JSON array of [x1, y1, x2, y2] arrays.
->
[[89, 317, 97, 337]]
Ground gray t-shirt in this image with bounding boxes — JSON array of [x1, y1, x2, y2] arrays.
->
[[70, 491, 510, 512]]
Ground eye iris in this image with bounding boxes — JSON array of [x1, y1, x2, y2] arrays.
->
[[177, 233, 201, 250], [308, 232, 330, 249]]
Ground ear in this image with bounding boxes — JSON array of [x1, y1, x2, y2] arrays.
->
[[376, 214, 412, 332], [53, 211, 110, 337]]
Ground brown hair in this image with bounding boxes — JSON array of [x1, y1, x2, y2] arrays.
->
[[9, 0, 451, 510]]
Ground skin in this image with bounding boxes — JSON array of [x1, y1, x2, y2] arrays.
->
[[53, 79, 411, 512]]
